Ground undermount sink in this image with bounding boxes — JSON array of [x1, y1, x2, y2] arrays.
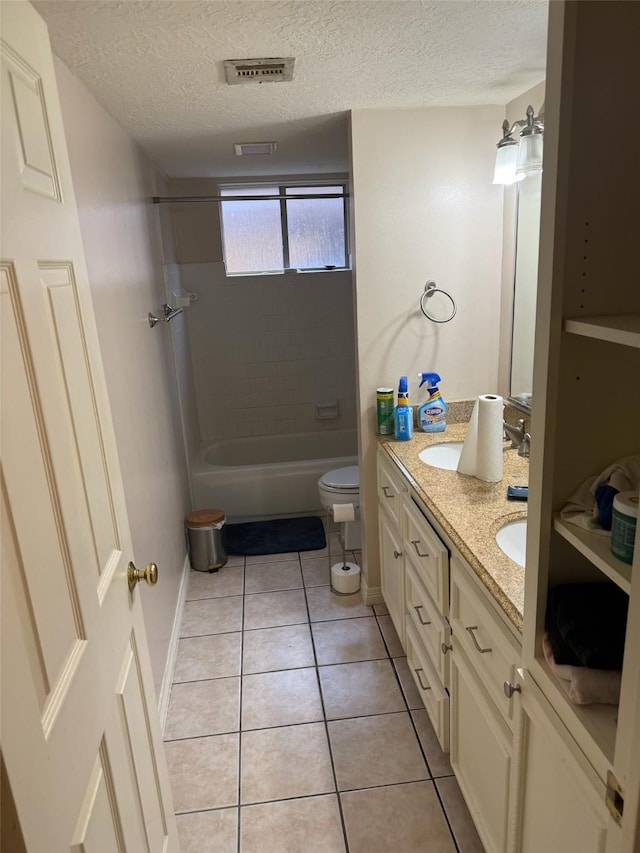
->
[[496, 519, 527, 568], [418, 442, 464, 470]]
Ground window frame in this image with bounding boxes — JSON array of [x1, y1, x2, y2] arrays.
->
[[218, 179, 350, 276]]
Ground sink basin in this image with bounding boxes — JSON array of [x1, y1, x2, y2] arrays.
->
[[496, 519, 527, 568], [418, 442, 464, 470]]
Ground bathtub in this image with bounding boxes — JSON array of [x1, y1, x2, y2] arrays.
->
[[192, 429, 358, 521]]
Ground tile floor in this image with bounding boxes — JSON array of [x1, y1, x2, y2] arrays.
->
[[164, 520, 485, 853]]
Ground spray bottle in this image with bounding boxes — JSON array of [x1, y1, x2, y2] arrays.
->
[[417, 372, 447, 432], [394, 376, 413, 441]]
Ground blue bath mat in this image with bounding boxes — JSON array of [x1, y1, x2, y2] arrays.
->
[[224, 516, 326, 556]]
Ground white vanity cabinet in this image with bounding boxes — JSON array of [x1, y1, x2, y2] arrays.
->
[[522, 3, 640, 851], [449, 557, 521, 853], [377, 447, 452, 749], [377, 448, 407, 645], [511, 671, 608, 853]]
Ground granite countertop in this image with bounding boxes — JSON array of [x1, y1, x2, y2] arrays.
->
[[380, 422, 529, 633]]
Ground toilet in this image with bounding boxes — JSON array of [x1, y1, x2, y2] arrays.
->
[[317, 465, 361, 550]]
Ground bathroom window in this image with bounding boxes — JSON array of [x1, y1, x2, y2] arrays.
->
[[219, 183, 348, 275]]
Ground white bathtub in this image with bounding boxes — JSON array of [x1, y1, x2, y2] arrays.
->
[[192, 429, 358, 521]]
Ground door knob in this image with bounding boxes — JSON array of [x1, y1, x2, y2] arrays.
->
[[128, 561, 158, 592]]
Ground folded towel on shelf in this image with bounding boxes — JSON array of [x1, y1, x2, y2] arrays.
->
[[543, 634, 621, 706], [560, 455, 640, 533], [545, 583, 628, 670]]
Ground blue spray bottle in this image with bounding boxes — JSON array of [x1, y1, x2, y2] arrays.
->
[[394, 376, 413, 441], [417, 372, 448, 432]]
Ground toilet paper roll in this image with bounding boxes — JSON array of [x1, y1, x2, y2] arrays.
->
[[332, 503, 355, 523], [457, 394, 504, 483], [331, 561, 361, 595]]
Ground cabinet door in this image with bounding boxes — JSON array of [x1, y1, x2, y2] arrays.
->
[[512, 671, 608, 853], [379, 505, 405, 647], [377, 448, 405, 528], [450, 643, 513, 853], [451, 557, 521, 725], [402, 497, 449, 617], [406, 560, 449, 687], [406, 619, 449, 751]]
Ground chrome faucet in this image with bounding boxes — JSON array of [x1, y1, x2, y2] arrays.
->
[[503, 418, 531, 457]]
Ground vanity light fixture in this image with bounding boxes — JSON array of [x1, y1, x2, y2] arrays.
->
[[493, 104, 544, 185]]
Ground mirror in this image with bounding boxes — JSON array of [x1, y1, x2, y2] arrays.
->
[[509, 172, 542, 408]]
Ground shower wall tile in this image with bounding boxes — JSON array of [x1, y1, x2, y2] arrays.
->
[[180, 263, 357, 442]]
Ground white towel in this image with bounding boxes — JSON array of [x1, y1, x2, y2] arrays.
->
[[559, 455, 640, 534], [543, 634, 621, 706]]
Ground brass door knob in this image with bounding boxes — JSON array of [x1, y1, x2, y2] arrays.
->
[[128, 561, 158, 592]]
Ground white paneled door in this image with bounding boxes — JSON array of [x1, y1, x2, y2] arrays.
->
[[0, 2, 178, 850]]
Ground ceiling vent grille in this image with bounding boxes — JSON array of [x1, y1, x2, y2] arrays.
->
[[224, 58, 295, 85]]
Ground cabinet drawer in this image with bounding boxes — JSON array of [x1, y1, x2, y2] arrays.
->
[[405, 560, 449, 687], [377, 449, 405, 528], [402, 497, 449, 617], [450, 557, 520, 724], [406, 619, 449, 752]]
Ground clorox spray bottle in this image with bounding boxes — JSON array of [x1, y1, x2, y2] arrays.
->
[[417, 372, 448, 432]]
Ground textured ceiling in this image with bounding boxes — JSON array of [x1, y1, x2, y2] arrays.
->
[[34, 0, 548, 178]]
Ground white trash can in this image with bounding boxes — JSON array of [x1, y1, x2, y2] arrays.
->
[[186, 509, 227, 573]]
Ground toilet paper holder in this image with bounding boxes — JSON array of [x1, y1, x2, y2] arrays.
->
[[328, 503, 361, 595]]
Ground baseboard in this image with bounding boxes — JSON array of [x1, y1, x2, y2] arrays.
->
[[158, 553, 190, 732], [361, 577, 384, 606]]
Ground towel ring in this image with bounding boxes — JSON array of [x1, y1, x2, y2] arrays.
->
[[420, 280, 457, 323]]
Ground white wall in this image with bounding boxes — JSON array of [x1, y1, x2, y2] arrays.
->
[[54, 58, 191, 697], [350, 105, 505, 595]]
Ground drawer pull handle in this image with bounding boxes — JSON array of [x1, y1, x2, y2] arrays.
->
[[465, 625, 492, 654], [382, 486, 395, 498], [441, 642, 453, 655], [393, 550, 403, 559], [411, 540, 429, 558], [503, 681, 521, 699], [413, 605, 431, 626], [414, 667, 431, 691]]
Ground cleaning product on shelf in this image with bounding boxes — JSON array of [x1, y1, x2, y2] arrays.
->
[[417, 371, 448, 432], [394, 376, 413, 441]]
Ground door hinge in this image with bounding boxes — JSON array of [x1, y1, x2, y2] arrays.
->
[[606, 770, 624, 826]]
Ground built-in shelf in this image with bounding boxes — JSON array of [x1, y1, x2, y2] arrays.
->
[[534, 658, 617, 783], [564, 313, 640, 348], [553, 517, 632, 593]]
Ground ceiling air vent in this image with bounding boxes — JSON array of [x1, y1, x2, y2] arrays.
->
[[234, 142, 278, 156], [224, 58, 295, 85]]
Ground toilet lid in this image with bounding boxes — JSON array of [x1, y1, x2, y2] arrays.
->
[[321, 466, 359, 490]]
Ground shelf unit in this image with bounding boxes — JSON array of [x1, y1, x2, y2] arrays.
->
[[553, 517, 632, 594], [523, 2, 640, 848], [564, 315, 640, 349]]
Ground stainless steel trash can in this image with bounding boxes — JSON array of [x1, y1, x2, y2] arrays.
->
[[186, 509, 227, 573]]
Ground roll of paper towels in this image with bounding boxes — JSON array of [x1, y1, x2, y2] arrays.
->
[[332, 503, 355, 523], [331, 561, 361, 594], [457, 394, 504, 483]]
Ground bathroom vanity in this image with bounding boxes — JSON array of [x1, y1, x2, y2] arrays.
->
[[375, 4, 640, 850], [377, 430, 609, 853], [377, 429, 527, 853]]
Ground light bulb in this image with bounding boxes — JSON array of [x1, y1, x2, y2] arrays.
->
[[493, 143, 523, 186], [516, 133, 544, 178]]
